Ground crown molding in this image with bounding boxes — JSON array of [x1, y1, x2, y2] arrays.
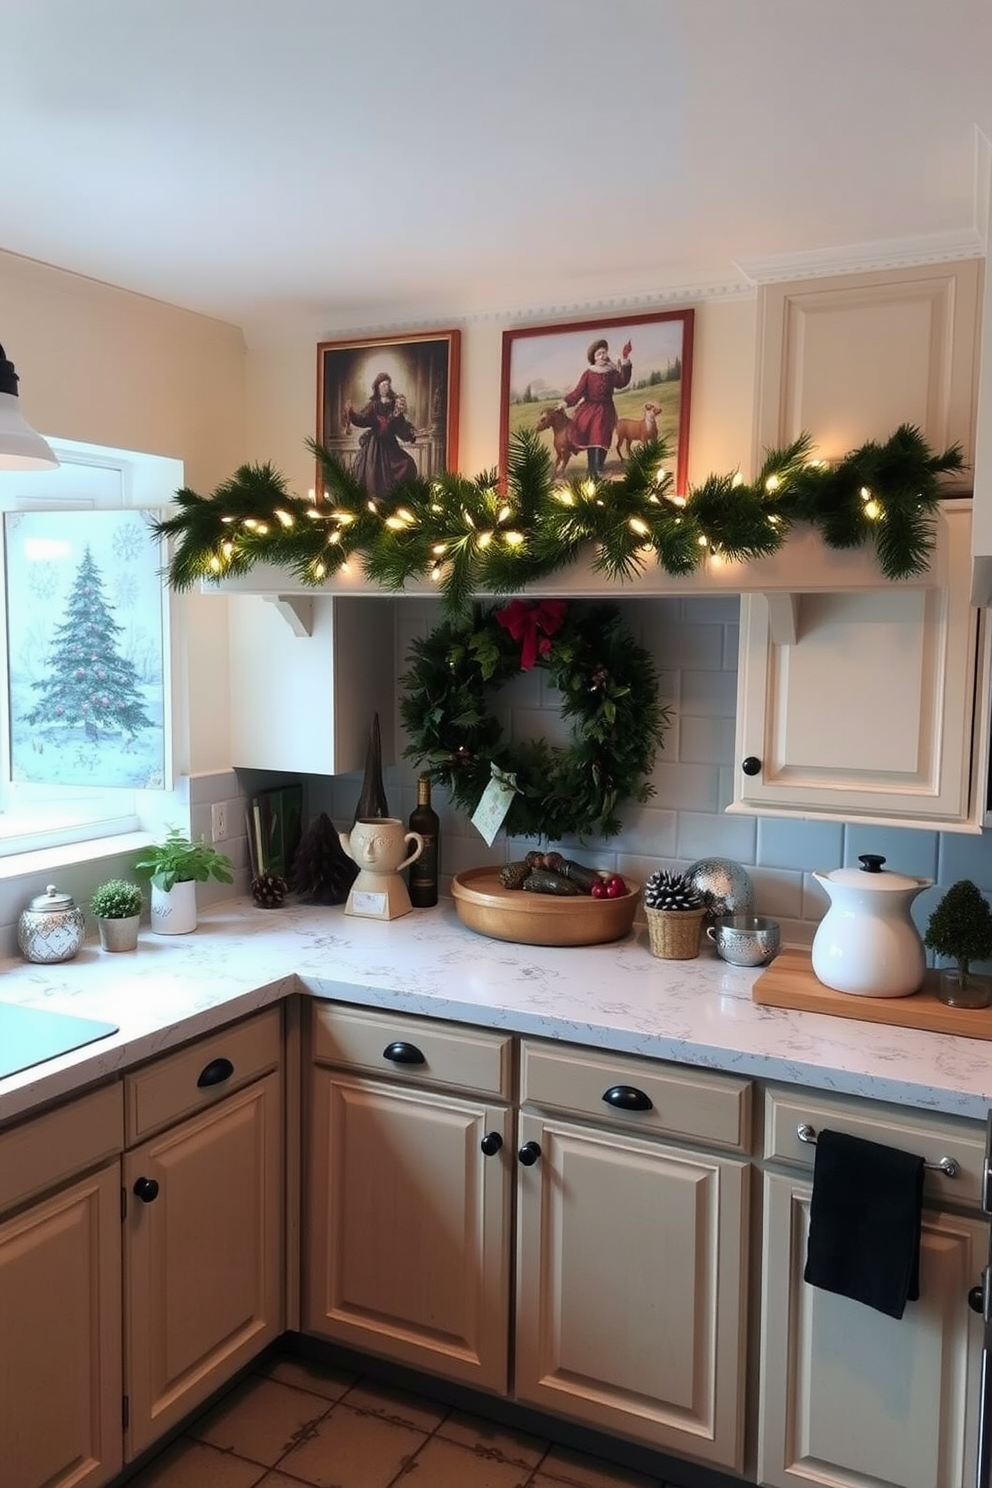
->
[[736, 229, 984, 286]]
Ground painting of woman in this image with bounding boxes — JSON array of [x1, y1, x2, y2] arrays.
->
[[558, 337, 633, 476]]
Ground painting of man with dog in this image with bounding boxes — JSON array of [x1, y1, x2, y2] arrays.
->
[[500, 309, 693, 492]]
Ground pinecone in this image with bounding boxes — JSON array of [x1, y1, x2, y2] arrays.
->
[[251, 872, 288, 909], [643, 870, 704, 912]]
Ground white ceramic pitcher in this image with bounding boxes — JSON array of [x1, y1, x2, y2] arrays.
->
[[811, 853, 932, 998]]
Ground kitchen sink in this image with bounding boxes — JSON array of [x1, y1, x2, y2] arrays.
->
[[0, 1002, 119, 1079]]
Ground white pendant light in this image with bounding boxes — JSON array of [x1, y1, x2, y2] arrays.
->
[[0, 345, 58, 470]]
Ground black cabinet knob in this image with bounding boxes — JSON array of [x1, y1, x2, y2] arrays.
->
[[133, 1176, 159, 1203], [741, 756, 762, 777], [382, 1041, 426, 1065], [517, 1141, 542, 1167], [197, 1056, 234, 1088], [968, 1283, 985, 1314], [480, 1132, 503, 1157], [602, 1084, 653, 1112]]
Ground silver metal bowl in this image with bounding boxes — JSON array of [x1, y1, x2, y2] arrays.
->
[[706, 914, 781, 967]]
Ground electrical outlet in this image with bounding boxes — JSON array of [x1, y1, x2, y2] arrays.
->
[[211, 803, 228, 842]]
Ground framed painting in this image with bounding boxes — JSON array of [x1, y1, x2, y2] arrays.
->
[[500, 308, 693, 490], [4, 508, 169, 789], [316, 329, 461, 499]]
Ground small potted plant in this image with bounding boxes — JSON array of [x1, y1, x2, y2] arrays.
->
[[90, 878, 143, 952], [135, 829, 234, 935], [642, 869, 706, 960], [924, 879, 992, 1009]]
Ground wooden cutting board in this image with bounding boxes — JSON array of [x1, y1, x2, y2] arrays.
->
[[752, 948, 992, 1040]]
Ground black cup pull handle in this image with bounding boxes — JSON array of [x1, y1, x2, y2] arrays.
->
[[602, 1084, 654, 1112], [197, 1056, 235, 1089], [383, 1041, 426, 1065], [133, 1176, 159, 1203]]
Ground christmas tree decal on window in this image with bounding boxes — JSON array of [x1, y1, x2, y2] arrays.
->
[[23, 545, 154, 745]]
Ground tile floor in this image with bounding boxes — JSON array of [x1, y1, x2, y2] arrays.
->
[[125, 1353, 674, 1488]]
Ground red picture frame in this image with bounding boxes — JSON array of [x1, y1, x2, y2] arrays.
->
[[499, 309, 693, 491], [315, 329, 460, 500]]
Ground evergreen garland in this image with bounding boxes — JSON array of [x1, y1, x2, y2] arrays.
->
[[150, 424, 963, 615], [399, 599, 669, 840]]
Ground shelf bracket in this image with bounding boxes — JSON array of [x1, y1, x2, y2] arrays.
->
[[264, 595, 314, 637], [764, 592, 799, 646]]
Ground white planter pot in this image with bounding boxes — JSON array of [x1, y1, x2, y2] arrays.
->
[[97, 914, 141, 952], [150, 880, 198, 935]]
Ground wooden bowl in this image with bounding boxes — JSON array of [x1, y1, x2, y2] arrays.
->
[[451, 868, 640, 947]]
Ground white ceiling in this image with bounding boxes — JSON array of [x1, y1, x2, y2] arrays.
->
[[4, 0, 991, 340]]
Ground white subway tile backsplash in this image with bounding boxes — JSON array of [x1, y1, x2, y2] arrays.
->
[[842, 826, 939, 881], [756, 817, 844, 872], [678, 669, 738, 718], [936, 831, 992, 886], [678, 716, 735, 766], [648, 762, 721, 813]]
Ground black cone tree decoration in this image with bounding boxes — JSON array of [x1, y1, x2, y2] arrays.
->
[[293, 812, 358, 905], [354, 712, 389, 822]]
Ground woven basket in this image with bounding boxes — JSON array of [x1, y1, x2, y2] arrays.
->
[[645, 906, 705, 960]]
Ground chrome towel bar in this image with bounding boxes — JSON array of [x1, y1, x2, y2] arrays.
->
[[796, 1122, 960, 1178]]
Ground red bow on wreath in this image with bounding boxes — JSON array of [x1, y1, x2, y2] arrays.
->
[[495, 598, 567, 670]]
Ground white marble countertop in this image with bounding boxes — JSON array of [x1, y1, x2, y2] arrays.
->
[[1, 896, 991, 1126]]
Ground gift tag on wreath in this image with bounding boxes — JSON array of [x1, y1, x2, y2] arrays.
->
[[471, 764, 520, 847]]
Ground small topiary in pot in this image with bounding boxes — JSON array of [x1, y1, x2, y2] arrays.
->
[[90, 879, 144, 920], [643, 870, 706, 960]]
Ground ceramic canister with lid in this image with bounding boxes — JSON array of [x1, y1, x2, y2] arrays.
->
[[811, 853, 932, 998], [18, 883, 86, 964]]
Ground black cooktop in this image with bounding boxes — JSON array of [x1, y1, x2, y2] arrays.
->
[[0, 1002, 119, 1079]]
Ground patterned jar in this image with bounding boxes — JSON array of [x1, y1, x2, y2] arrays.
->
[[18, 883, 86, 963]]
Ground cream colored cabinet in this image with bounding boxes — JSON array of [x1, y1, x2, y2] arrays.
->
[[515, 1040, 752, 1473], [758, 1085, 987, 1488], [305, 1003, 513, 1394], [122, 1008, 284, 1459], [0, 1082, 124, 1488], [227, 592, 396, 773], [732, 500, 989, 831]]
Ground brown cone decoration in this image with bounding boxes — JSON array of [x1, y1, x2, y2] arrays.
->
[[353, 711, 389, 823], [251, 872, 288, 908], [293, 812, 359, 905]]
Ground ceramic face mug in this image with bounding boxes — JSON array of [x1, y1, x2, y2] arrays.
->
[[339, 818, 424, 921]]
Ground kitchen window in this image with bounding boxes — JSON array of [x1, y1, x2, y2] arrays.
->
[[0, 436, 185, 858]]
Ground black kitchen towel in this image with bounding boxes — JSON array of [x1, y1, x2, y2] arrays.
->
[[803, 1127, 925, 1319]]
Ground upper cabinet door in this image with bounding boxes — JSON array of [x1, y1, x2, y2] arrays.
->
[[732, 501, 985, 831], [753, 260, 982, 485]]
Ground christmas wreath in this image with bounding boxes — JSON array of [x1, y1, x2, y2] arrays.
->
[[400, 598, 669, 840]]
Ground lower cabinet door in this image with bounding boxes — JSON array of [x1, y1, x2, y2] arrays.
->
[[123, 1072, 284, 1459], [305, 1068, 511, 1393], [514, 1112, 750, 1472], [0, 1162, 122, 1488], [759, 1170, 986, 1488]]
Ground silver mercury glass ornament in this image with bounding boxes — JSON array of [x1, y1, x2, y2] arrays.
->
[[685, 858, 755, 922]]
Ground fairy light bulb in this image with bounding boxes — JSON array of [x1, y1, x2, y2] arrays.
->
[[628, 517, 650, 537], [274, 508, 294, 528], [311, 560, 326, 581], [731, 471, 745, 488], [765, 474, 780, 493], [582, 479, 597, 499], [504, 530, 524, 546], [208, 554, 222, 573], [477, 531, 493, 549], [431, 542, 447, 557], [497, 504, 512, 524], [554, 487, 574, 506], [863, 499, 881, 520]]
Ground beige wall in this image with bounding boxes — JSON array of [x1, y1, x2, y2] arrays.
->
[[244, 297, 759, 504], [0, 248, 248, 775]]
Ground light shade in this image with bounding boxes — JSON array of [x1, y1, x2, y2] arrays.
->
[[0, 346, 58, 470]]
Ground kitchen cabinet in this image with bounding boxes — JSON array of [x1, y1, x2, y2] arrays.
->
[[227, 592, 396, 774], [122, 1007, 284, 1459], [514, 1039, 752, 1473], [0, 1081, 123, 1488], [732, 499, 990, 831], [305, 1003, 513, 1393], [758, 1084, 987, 1488]]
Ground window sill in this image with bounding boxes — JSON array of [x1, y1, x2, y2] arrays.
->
[[0, 831, 156, 884]]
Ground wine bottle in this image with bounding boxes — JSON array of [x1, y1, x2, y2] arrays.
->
[[408, 773, 439, 908]]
